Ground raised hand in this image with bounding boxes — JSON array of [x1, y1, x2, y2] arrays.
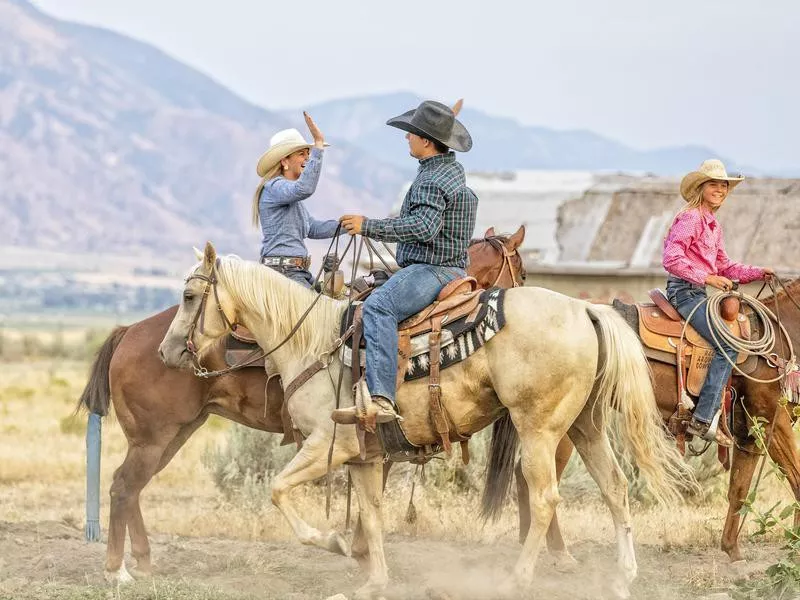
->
[[303, 111, 325, 148]]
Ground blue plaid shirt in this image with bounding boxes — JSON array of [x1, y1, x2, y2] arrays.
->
[[362, 153, 478, 268]]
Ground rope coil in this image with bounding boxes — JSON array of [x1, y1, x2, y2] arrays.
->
[[680, 287, 794, 384]]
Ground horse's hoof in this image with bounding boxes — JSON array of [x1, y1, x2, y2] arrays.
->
[[326, 531, 351, 557], [726, 559, 754, 581], [608, 573, 631, 600], [496, 577, 522, 599], [104, 562, 134, 585], [551, 550, 579, 573], [128, 564, 153, 579], [353, 581, 387, 600]]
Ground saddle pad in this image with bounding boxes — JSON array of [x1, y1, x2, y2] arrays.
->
[[340, 288, 507, 382], [341, 329, 455, 368], [224, 333, 266, 369]]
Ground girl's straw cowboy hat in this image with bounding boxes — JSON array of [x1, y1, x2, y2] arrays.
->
[[680, 159, 744, 201], [256, 128, 329, 179]]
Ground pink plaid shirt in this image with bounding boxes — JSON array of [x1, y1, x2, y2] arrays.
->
[[663, 208, 764, 286]]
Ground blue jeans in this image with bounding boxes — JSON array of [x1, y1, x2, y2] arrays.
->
[[267, 265, 314, 288], [666, 277, 738, 424], [362, 263, 466, 404]]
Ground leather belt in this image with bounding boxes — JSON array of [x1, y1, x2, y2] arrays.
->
[[261, 256, 311, 269]]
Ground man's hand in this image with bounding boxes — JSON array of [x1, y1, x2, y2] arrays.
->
[[705, 274, 734, 291], [340, 214, 366, 236], [763, 267, 775, 282]]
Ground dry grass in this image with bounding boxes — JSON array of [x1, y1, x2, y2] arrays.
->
[[0, 358, 796, 553]]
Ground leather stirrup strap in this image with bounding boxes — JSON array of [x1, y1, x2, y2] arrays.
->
[[428, 315, 451, 455], [672, 340, 688, 455], [351, 307, 364, 386], [397, 332, 412, 388]]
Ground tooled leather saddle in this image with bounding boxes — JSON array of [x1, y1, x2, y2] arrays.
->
[[636, 288, 757, 397]]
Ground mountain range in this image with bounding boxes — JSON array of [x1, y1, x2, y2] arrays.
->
[[1, 0, 759, 263], [0, 0, 404, 260], [298, 92, 733, 175]]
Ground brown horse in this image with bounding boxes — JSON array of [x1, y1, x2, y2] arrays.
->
[[519, 282, 800, 565], [76, 227, 527, 582]]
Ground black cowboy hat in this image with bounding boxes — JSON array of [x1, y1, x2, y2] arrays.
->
[[386, 100, 473, 152]]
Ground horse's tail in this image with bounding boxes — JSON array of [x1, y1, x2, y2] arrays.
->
[[75, 325, 128, 542], [586, 304, 698, 504], [76, 326, 127, 416], [480, 412, 519, 521]]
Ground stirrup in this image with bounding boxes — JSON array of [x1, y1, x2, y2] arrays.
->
[[330, 392, 402, 426], [687, 413, 732, 448]]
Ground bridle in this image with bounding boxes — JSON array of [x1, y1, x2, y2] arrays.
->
[[183, 265, 238, 373], [182, 259, 331, 378], [476, 236, 526, 288]]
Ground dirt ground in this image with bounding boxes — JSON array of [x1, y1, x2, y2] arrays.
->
[[0, 519, 781, 600], [0, 360, 794, 599]]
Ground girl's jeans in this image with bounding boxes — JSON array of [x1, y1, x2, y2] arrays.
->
[[665, 276, 738, 424]]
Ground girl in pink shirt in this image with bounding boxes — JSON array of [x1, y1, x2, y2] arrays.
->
[[663, 159, 773, 446]]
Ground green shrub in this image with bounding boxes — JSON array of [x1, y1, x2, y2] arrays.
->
[[202, 424, 295, 500]]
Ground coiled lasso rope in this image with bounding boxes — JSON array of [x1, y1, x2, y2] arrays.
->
[[680, 288, 793, 384]]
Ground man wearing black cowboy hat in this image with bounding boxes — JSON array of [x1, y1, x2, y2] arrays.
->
[[334, 100, 478, 425]]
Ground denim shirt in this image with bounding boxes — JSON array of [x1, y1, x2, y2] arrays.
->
[[258, 147, 340, 259]]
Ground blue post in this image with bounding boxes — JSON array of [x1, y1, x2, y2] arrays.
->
[[85, 412, 102, 542]]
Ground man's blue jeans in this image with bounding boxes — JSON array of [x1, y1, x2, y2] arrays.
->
[[362, 263, 466, 404], [666, 277, 738, 424]]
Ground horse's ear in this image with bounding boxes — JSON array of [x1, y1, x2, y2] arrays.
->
[[452, 98, 464, 116], [484, 226, 496, 238], [203, 241, 217, 270], [193, 246, 204, 261], [508, 225, 526, 250]]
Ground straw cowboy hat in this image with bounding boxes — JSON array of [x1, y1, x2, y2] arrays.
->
[[386, 100, 473, 152], [256, 128, 329, 179], [680, 159, 744, 201]]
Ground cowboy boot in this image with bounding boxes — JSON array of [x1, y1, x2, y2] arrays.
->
[[331, 380, 401, 426], [686, 411, 732, 448]]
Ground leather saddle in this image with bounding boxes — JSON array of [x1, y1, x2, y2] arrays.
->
[[394, 277, 483, 457], [346, 276, 485, 461], [637, 288, 755, 396], [397, 276, 483, 335]]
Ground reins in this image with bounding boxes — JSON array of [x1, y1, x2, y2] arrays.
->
[[185, 228, 352, 378]]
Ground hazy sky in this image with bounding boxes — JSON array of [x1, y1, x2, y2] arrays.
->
[[32, 0, 799, 172]]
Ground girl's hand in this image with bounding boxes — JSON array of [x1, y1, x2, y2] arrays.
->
[[706, 274, 734, 291], [763, 267, 775, 282], [303, 112, 325, 148]]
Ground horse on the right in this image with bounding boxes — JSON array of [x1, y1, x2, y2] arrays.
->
[[517, 281, 800, 565]]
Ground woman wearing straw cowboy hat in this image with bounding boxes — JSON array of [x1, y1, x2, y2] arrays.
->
[[252, 112, 341, 288], [663, 159, 774, 446], [333, 99, 478, 426]]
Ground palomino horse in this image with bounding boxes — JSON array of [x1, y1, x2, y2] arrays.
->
[[158, 242, 694, 599], [527, 283, 800, 565], [76, 229, 526, 582]]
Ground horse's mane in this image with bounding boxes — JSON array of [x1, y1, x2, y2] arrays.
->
[[215, 256, 343, 362], [469, 234, 510, 251]]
